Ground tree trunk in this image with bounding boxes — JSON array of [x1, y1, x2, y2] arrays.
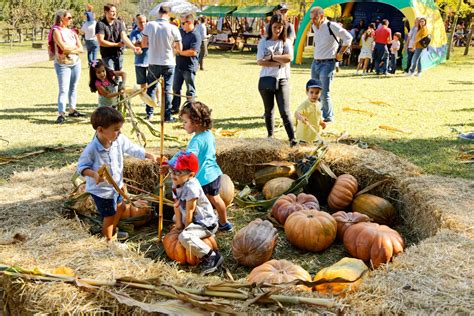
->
[[446, 0, 463, 60], [464, 19, 473, 55]]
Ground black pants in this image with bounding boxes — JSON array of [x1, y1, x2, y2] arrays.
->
[[259, 78, 295, 141]]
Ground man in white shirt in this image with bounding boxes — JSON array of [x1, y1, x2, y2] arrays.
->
[[142, 5, 182, 122], [310, 6, 352, 123]]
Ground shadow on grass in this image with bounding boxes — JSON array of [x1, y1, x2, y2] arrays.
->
[[452, 108, 474, 113], [213, 116, 265, 130], [448, 80, 473, 85], [0, 103, 97, 124]]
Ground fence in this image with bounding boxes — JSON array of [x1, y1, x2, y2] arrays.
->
[[0, 28, 48, 44]]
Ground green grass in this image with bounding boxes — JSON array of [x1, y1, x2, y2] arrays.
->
[[0, 47, 473, 182], [0, 40, 47, 55]]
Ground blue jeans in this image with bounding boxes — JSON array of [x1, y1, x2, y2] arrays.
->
[[172, 68, 196, 113], [374, 43, 389, 74], [85, 39, 99, 65], [103, 55, 123, 71], [147, 64, 174, 119], [311, 59, 335, 121], [389, 53, 397, 74], [409, 48, 423, 74], [54, 61, 81, 114], [405, 49, 415, 72]]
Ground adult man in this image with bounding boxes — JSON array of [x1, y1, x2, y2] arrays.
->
[[197, 16, 209, 71], [310, 6, 352, 123], [129, 14, 150, 113], [172, 14, 201, 114], [264, 3, 296, 43], [142, 5, 182, 122], [95, 3, 140, 71], [373, 19, 392, 75]]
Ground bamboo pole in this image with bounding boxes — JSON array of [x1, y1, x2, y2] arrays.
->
[[158, 78, 166, 242]]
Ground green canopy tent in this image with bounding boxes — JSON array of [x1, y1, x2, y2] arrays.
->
[[200, 5, 237, 17], [232, 5, 277, 18]]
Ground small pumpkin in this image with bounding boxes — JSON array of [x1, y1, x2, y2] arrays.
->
[[262, 177, 295, 200], [163, 228, 218, 265], [121, 200, 151, 226], [271, 193, 320, 225], [232, 219, 278, 267], [314, 257, 368, 295], [327, 174, 358, 210], [332, 211, 372, 240], [254, 162, 296, 188], [284, 209, 337, 252], [343, 222, 404, 268], [219, 174, 235, 206], [351, 194, 396, 226], [247, 259, 312, 291]]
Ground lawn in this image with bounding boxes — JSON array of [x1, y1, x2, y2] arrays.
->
[[0, 46, 472, 182]]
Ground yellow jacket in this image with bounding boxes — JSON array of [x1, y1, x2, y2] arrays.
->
[[414, 26, 429, 49]]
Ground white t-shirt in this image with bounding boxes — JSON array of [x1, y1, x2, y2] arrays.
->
[[143, 17, 181, 66], [407, 27, 418, 49], [81, 21, 97, 41], [390, 39, 400, 55], [257, 38, 293, 79]]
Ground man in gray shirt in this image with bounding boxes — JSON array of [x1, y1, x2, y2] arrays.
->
[[142, 5, 182, 122]]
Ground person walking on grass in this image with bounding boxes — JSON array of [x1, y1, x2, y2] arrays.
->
[[356, 23, 375, 75], [405, 18, 419, 73], [389, 32, 401, 74], [196, 16, 209, 71], [165, 151, 224, 275], [77, 107, 157, 241], [129, 14, 150, 112], [310, 6, 352, 123], [373, 19, 392, 75], [81, 9, 98, 65], [96, 3, 141, 71], [407, 17, 429, 77], [142, 5, 182, 122], [50, 9, 85, 124]]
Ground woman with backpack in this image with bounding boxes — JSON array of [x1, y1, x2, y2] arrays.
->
[[50, 9, 84, 124], [407, 17, 429, 77]]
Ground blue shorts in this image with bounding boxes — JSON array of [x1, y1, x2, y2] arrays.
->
[[202, 175, 221, 196], [135, 66, 148, 85], [90, 194, 123, 218]]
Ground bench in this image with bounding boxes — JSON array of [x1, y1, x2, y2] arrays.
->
[[32, 43, 44, 49]]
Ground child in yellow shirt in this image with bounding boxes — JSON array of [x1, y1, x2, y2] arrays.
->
[[295, 79, 326, 144]]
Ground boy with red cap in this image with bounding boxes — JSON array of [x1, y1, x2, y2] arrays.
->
[[165, 151, 223, 274]]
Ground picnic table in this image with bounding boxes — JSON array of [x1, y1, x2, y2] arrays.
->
[[241, 32, 261, 51]]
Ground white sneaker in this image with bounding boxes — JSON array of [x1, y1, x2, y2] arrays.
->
[[415, 72, 422, 77], [405, 72, 413, 76]]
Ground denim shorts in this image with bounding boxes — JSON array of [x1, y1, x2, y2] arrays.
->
[[135, 66, 148, 85], [202, 175, 221, 196], [90, 193, 123, 218]]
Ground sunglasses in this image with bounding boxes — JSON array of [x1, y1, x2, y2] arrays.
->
[[65, 16, 72, 20], [170, 169, 189, 176]]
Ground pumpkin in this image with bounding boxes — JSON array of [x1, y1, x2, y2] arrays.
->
[[163, 228, 218, 265], [343, 222, 404, 268], [247, 259, 312, 291], [121, 200, 151, 226], [232, 219, 278, 267], [351, 194, 396, 226], [262, 177, 295, 200], [314, 257, 368, 295], [327, 174, 358, 210], [284, 209, 337, 252], [219, 174, 234, 206], [271, 193, 320, 225], [254, 162, 296, 188], [296, 157, 336, 203], [332, 211, 372, 240]]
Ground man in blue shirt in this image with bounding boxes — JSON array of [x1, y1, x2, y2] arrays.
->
[[171, 13, 201, 115], [129, 14, 150, 117]]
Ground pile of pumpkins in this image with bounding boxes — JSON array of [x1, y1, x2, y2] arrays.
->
[[230, 173, 404, 294]]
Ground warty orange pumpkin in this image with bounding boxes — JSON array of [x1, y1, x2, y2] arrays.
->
[[271, 193, 320, 225], [163, 228, 218, 265], [327, 174, 358, 210]]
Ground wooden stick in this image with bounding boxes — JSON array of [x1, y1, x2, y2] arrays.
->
[[158, 78, 165, 242]]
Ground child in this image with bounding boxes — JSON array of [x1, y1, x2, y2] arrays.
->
[[77, 107, 156, 241], [166, 151, 223, 275], [356, 24, 375, 75], [177, 101, 233, 232], [389, 32, 401, 74], [89, 59, 127, 108], [295, 79, 327, 144]]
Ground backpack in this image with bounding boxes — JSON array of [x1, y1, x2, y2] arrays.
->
[[47, 25, 63, 60], [419, 35, 431, 48], [327, 22, 351, 56]]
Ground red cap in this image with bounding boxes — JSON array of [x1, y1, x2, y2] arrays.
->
[[165, 151, 199, 173]]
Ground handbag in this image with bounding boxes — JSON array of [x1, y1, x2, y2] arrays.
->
[[419, 35, 431, 48], [258, 76, 278, 92]]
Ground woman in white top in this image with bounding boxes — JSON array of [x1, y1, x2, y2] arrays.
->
[[80, 11, 98, 65], [257, 14, 296, 147], [52, 9, 84, 124], [356, 23, 375, 75]]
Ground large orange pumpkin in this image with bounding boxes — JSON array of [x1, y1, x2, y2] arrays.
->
[[232, 219, 278, 267], [121, 200, 151, 226], [219, 174, 234, 206], [332, 211, 372, 240], [163, 228, 218, 265], [247, 259, 312, 291], [351, 194, 396, 226], [271, 193, 320, 225], [327, 174, 358, 210], [343, 222, 404, 268], [284, 209, 337, 252], [262, 177, 295, 199], [314, 257, 368, 295]]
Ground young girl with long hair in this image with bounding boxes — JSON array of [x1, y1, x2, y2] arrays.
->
[[89, 59, 126, 107], [356, 23, 375, 75]]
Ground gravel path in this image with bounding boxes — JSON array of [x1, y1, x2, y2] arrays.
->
[[0, 49, 49, 69]]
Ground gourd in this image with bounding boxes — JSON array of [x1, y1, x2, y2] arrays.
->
[[262, 177, 295, 200], [163, 228, 218, 265], [314, 257, 368, 295], [219, 174, 235, 206], [351, 194, 396, 226], [327, 174, 358, 210], [332, 211, 372, 240], [271, 193, 320, 225]]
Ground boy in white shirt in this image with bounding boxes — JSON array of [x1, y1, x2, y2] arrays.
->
[[389, 32, 401, 74]]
